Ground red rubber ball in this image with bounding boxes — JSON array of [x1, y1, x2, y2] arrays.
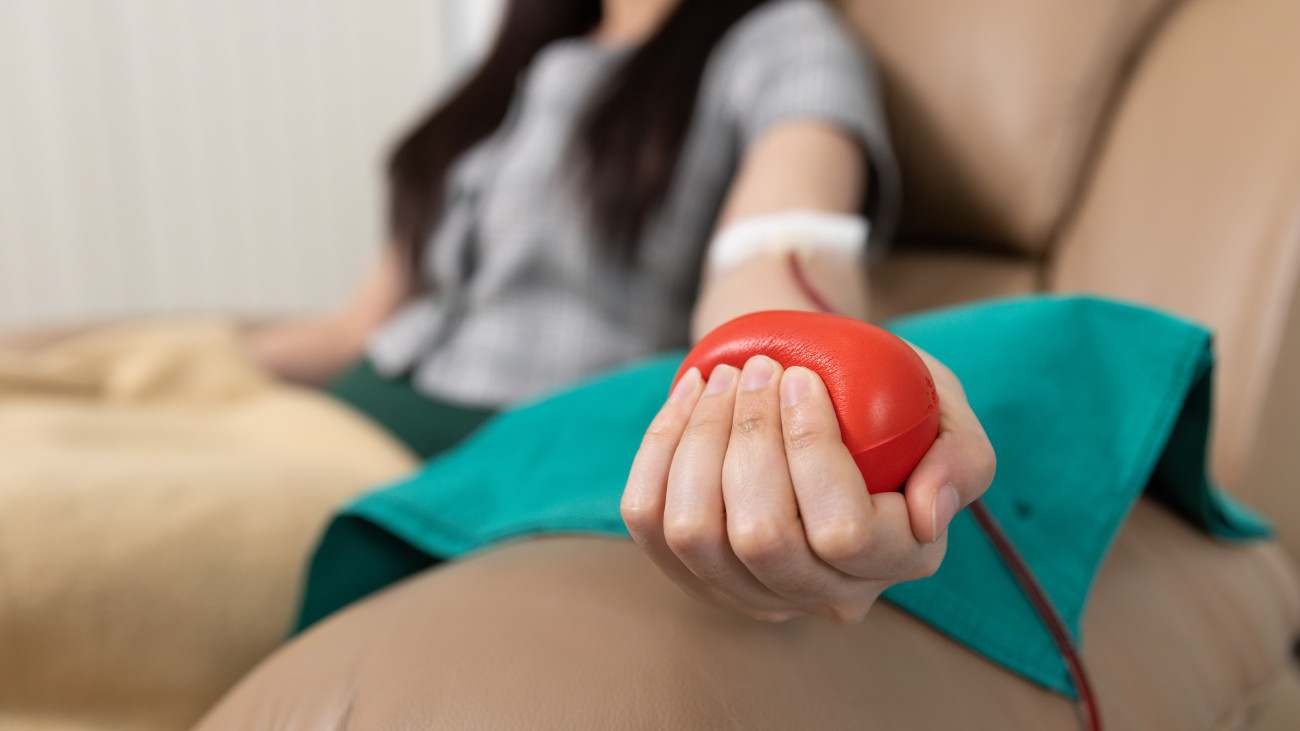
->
[[674, 310, 940, 494]]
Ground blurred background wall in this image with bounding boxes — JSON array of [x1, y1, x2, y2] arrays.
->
[[0, 0, 503, 330]]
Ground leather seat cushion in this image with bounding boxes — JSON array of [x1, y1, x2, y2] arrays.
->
[[195, 498, 1299, 730]]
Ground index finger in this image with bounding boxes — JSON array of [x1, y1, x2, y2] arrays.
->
[[621, 367, 704, 541], [621, 368, 747, 609]]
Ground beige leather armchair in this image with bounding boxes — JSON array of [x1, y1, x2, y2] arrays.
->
[[194, 0, 1300, 727]]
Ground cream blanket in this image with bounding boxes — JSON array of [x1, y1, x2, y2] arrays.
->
[[0, 321, 418, 731]]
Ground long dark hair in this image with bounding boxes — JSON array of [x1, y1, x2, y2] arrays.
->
[[387, 0, 776, 279]]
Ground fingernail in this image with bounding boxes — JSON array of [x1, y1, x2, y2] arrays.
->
[[930, 484, 960, 542], [669, 368, 701, 403], [780, 367, 812, 406], [704, 365, 736, 394], [740, 356, 775, 391]]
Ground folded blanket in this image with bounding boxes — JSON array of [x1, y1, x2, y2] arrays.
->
[[0, 320, 417, 731], [301, 295, 1269, 696]]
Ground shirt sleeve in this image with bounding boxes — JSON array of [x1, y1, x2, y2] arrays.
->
[[719, 0, 901, 252]]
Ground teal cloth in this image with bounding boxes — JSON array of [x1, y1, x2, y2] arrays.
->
[[299, 295, 1269, 696]]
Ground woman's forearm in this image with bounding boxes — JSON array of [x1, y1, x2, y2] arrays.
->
[[249, 245, 412, 386], [690, 249, 869, 343]]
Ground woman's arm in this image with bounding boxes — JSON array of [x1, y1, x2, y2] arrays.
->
[[1, 246, 411, 386], [623, 121, 996, 625], [690, 120, 870, 341], [245, 245, 411, 386]]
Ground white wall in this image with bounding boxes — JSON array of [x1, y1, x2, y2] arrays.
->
[[444, 0, 505, 73], [0, 1, 494, 329]]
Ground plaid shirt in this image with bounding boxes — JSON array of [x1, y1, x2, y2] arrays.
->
[[368, 0, 899, 407]]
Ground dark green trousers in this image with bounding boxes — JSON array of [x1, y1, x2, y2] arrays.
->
[[326, 359, 497, 462], [294, 359, 496, 633]]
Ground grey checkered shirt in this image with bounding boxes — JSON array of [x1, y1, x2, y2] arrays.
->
[[367, 0, 899, 407]]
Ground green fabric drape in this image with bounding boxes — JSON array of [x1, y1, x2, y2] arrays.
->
[[298, 296, 1269, 696]]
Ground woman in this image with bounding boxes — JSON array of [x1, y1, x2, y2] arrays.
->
[[259, 0, 995, 627]]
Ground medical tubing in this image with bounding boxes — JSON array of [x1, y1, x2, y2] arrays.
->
[[784, 250, 1101, 731]]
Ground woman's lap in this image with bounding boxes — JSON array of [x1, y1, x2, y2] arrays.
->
[[297, 359, 499, 633], [325, 359, 496, 461]]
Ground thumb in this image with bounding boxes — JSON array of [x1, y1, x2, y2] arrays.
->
[[900, 360, 996, 544]]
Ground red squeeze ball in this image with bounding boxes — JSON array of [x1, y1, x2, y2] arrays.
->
[[674, 310, 940, 494]]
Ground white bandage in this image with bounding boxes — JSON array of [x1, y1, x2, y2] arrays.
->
[[705, 210, 869, 276]]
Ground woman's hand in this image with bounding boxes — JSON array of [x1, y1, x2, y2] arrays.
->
[[621, 349, 995, 625], [244, 246, 411, 386]]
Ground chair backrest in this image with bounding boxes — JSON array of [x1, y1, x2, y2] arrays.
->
[[1047, 0, 1300, 543], [836, 0, 1173, 254], [847, 0, 1300, 554]]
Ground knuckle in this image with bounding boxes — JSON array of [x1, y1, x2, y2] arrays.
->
[[729, 516, 795, 566], [953, 440, 996, 498], [640, 420, 679, 448], [620, 500, 659, 535], [806, 518, 873, 565], [977, 446, 998, 487], [731, 405, 770, 438], [663, 514, 717, 555], [783, 418, 825, 453], [681, 414, 728, 441]]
